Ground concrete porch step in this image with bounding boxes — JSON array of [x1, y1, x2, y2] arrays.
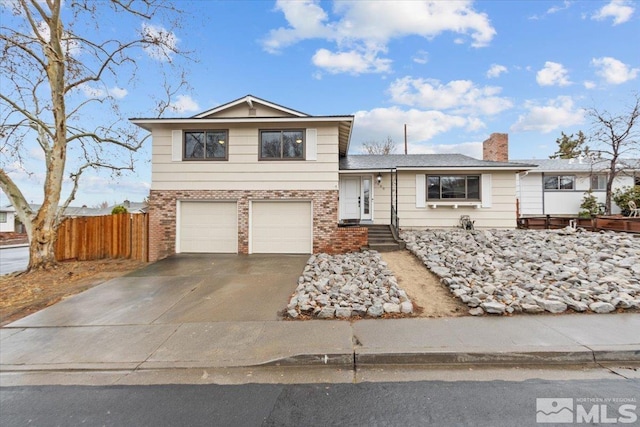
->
[[362, 224, 403, 252]]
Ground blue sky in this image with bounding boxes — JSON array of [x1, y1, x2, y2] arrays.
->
[[1, 0, 639, 208]]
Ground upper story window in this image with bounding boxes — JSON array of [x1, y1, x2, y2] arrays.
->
[[427, 175, 480, 200], [260, 130, 304, 160], [184, 130, 228, 161], [590, 174, 607, 191], [544, 175, 575, 190]]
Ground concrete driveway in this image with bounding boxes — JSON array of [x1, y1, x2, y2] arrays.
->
[[7, 254, 309, 327]]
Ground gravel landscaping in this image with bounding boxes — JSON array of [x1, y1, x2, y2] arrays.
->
[[286, 251, 413, 319], [403, 228, 640, 315]]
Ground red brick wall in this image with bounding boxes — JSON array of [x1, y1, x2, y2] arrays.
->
[[318, 226, 368, 254], [482, 133, 509, 162], [148, 189, 368, 261]]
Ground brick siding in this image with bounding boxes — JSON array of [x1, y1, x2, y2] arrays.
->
[[482, 133, 509, 162], [148, 189, 368, 261]]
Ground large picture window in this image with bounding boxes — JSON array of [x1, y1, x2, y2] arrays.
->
[[260, 130, 304, 160], [544, 175, 575, 190], [427, 175, 480, 200], [184, 130, 228, 160]]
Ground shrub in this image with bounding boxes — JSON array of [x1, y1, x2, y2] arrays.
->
[[579, 190, 599, 218], [111, 205, 128, 214], [613, 185, 640, 216]]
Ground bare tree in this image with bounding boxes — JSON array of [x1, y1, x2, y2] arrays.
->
[[362, 136, 396, 155], [587, 94, 639, 214], [0, 0, 189, 270]]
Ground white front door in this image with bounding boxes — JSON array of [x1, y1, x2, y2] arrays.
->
[[342, 176, 361, 220]]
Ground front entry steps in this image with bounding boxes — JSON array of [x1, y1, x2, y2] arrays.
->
[[364, 224, 404, 252]]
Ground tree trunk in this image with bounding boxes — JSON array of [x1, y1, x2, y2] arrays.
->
[[28, 210, 58, 270]]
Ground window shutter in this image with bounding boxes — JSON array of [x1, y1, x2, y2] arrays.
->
[[416, 174, 426, 208], [481, 173, 492, 208], [171, 130, 182, 161], [306, 128, 317, 161]]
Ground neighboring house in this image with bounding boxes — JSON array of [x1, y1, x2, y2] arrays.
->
[[0, 205, 16, 233], [513, 158, 640, 216], [131, 96, 531, 261]]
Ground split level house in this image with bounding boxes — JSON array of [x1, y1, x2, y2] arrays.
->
[[514, 158, 640, 216], [131, 95, 532, 262]]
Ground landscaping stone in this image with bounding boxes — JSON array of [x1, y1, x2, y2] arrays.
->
[[287, 251, 413, 319], [402, 228, 640, 316], [589, 301, 616, 313]]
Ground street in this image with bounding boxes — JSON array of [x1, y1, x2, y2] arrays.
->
[[0, 245, 28, 275], [1, 377, 638, 426]]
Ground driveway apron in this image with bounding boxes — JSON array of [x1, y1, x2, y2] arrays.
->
[[7, 254, 308, 327]]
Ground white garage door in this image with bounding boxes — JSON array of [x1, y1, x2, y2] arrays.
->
[[180, 201, 237, 253], [251, 201, 312, 254]]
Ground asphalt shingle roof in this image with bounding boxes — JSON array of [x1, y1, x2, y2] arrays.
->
[[340, 154, 534, 170], [512, 158, 640, 172]]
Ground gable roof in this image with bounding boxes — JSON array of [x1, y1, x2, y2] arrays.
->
[[340, 154, 535, 171], [193, 94, 309, 118], [130, 95, 354, 155]]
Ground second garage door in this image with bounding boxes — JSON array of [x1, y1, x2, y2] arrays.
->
[[251, 201, 312, 254], [180, 201, 238, 253]]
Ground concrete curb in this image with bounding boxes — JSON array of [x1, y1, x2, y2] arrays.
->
[[3, 347, 639, 373]]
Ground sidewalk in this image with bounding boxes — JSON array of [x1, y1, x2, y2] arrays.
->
[[2, 314, 639, 372]]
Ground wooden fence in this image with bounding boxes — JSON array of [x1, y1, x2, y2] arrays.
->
[[55, 213, 149, 262], [518, 215, 640, 234]]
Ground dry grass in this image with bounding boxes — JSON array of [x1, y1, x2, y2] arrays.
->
[[0, 258, 146, 326]]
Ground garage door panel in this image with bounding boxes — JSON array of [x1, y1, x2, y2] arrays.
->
[[180, 202, 237, 253], [252, 202, 312, 254]]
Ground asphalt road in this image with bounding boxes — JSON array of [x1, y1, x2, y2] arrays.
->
[[1, 379, 638, 426], [0, 245, 28, 275]]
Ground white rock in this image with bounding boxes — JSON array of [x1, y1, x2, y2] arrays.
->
[[481, 301, 506, 314], [589, 301, 615, 313], [400, 301, 413, 314], [469, 307, 484, 316], [383, 303, 401, 314]]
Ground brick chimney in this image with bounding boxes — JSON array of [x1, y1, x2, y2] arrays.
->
[[482, 133, 508, 162]]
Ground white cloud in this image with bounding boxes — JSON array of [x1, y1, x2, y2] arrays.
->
[[388, 77, 513, 116], [547, 1, 572, 15], [486, 64, 507, 78], [529, 0, 572, 20], [409, 141, 483, 158], [80, 85, 128, 99], [583, 80, 596, 89], [412, 50, 429, 65], [169, 95, 200, 113], [536, 61, 571, 86], [592, 0, 634, 25], [35, 20, 81, 57], [141, 23, 178, 61], [312, 48, 391, 75], [591, 56, 639, 84], [263, 0, 496, 74], [352, 107, 469, 147], [511, 96, 585, 133]]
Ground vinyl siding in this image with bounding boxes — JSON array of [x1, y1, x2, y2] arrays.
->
[[539, 173, 631, 215], [151, 122, 339, 191], [371, 170, 518, 229]]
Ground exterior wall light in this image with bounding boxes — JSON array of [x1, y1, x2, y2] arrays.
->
[[377, 172, 382, 184]]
